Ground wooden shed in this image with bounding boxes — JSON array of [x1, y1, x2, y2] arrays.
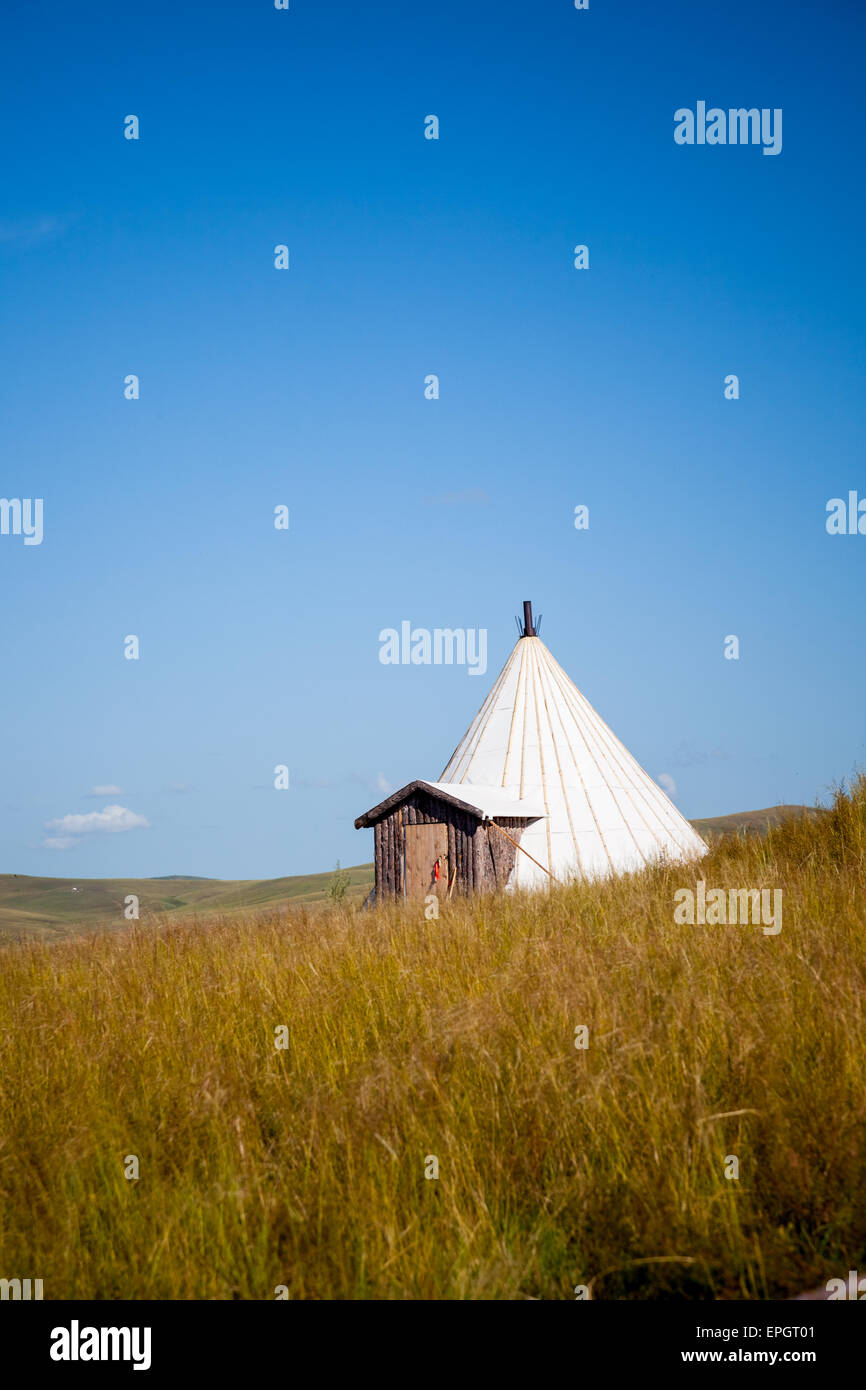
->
[[354, 779, 545, 903]]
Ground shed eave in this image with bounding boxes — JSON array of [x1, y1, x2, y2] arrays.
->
[[354, 779, 487, 829], [354, 778, 546, 829]]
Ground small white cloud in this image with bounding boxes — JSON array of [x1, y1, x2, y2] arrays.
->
[[87, 784, 125, 797], [424, 489, 489, 507], [657, 773, 678, 799], [668, 742, 730, 770], [43, 804, 149, 848], [347, 772, 395, 797], [0, 213, 77, 246]]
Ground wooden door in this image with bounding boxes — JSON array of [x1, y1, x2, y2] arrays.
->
[[404, 823, 449, 900]]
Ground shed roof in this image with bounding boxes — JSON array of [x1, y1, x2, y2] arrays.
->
[[354, 779, 547, 829]]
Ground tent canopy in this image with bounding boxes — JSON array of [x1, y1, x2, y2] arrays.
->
[[438, 624, 708, 889]]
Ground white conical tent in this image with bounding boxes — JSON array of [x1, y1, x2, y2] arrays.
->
[[439, 634, 707, 889]]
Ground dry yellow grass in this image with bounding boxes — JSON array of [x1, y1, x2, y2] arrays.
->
[[1, 780, 865, 1300]]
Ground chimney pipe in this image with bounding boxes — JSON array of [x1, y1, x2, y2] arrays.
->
[[523, 600, 534, 637]]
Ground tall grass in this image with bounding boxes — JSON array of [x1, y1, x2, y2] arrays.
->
[[1, 781, 865, 1299]]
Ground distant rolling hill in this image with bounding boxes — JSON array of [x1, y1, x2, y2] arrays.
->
[[690, 804, 822, 837], [0, 804, 820, 942], [0, 863, 375, 943]]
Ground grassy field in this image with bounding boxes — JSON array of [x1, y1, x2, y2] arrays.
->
[[0, 786, 863, 1300], [0, 862, 375, 943], [0, 805, 811, 943]]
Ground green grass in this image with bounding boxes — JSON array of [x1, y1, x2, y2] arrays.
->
[[0, 790, 862, 1299], [0, 863, 375, 943]]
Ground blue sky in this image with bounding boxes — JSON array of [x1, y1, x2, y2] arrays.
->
[[2, 0, 865, 879]]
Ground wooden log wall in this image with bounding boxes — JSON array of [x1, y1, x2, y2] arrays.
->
[[372, 794, 533, 899], [374, 789, 478, 898], [483, 818, 526, 891]]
